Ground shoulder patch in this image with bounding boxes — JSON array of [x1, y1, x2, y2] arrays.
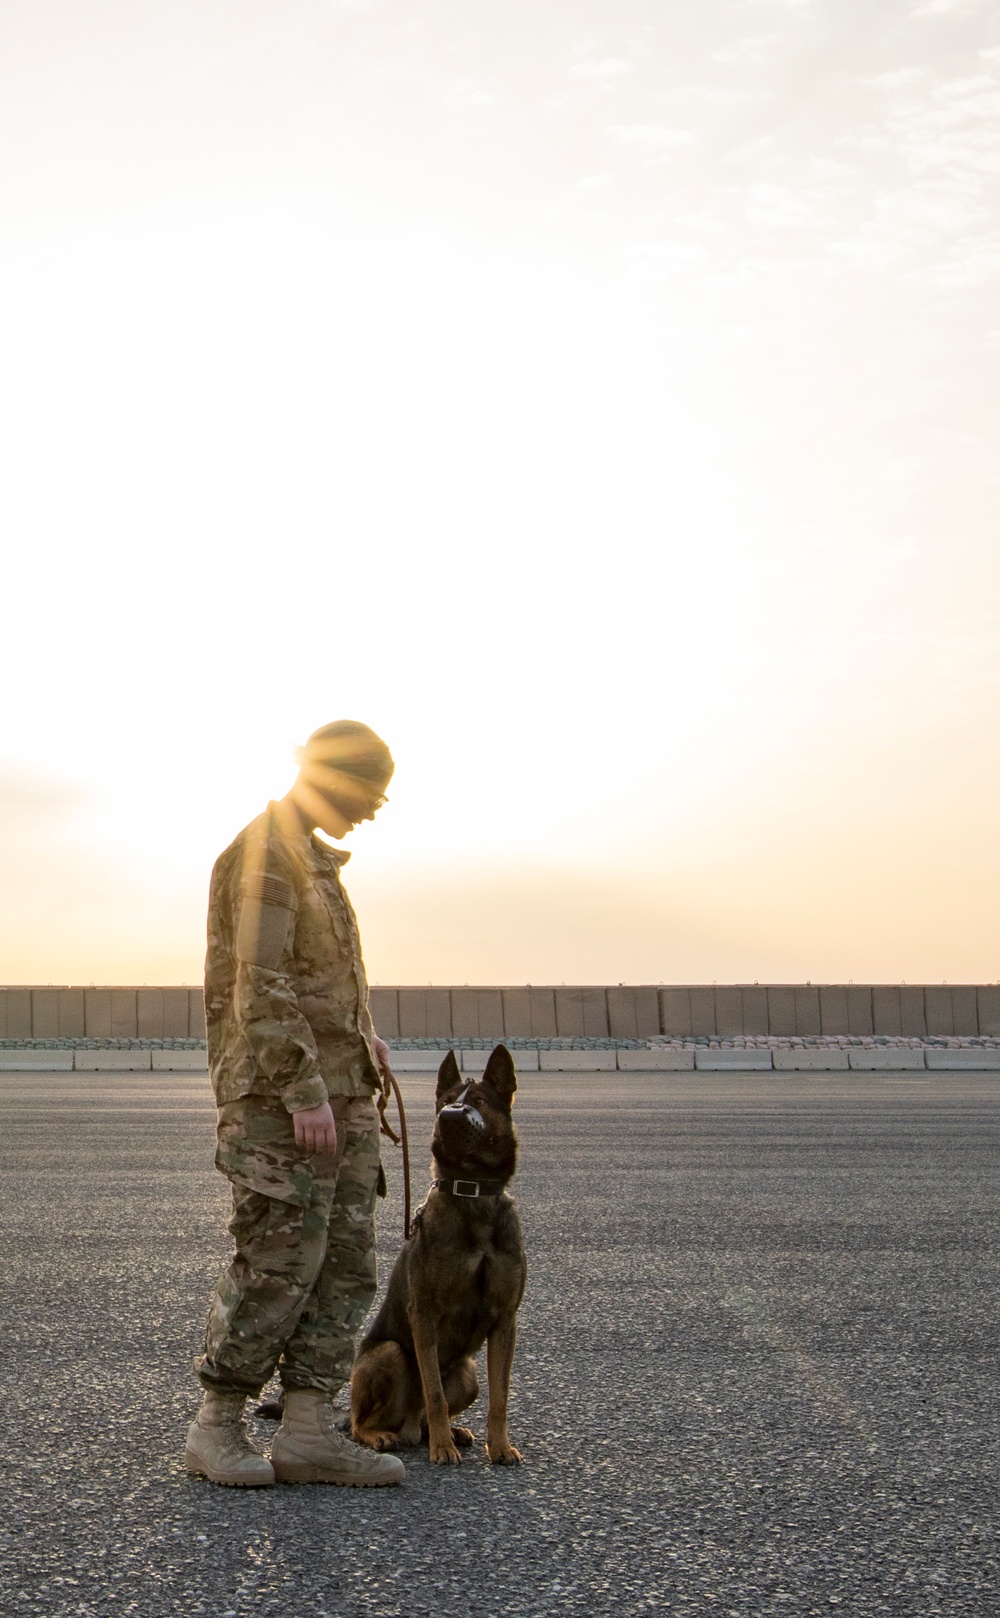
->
[[235, 872, 296, 969], [242, 871, 296, 910]]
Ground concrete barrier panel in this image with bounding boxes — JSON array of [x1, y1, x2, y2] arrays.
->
[[0, 1048, 74, 1070], [368, 988, 399, 1039], [607, 987, 660, 1040], [460, 1048, 539, 1073], [74, 1049, 153, 1070], [111, 990, 138, 1038], [820, 987, 849, 1035], [925, 1048, 990, 1061], [741, 988, 769, 1036], [766, 988, 797, 1037], [848, 1049, 926, 1070], [58, 988, 86, 1038], [659, 988, 691, 1037], [951, 987, 978, 1035], [773, 1048, 850, 1071], [555, 989, 609, 1039], [398, 989, 452, 1040], [189, 989, 207, 1039], [85, 989, 113, 1038], [539, 1049, 617, 1071], [977, 987, 1000, 1037], [617, 1048, 694, 1071], [451, 989, 504, 1040], [137, 989, 164, 1040], [695, 1049, 773, 1071], [502, 988, 557, 1040], [919, 1041, 996, 1067], [899, 987, 927, 1037], [389, 1048, 451, 1072], [499, 988, 531, 1038], [688, 989, 716, 1036], [449, 990, 478, 1040], [847, 986, 874, 1036], [714, 987, 743, 1037], [872, 988, 902, 1038], [162, 988, 190, 1039], [32, 989, 62, 1039], [794, 987, 822, 1036], [924, 1048, 1000, 1070], [151, 1050, 208, 1071], [0, 989, 33, 1039], [924, 988, 954, 1037]]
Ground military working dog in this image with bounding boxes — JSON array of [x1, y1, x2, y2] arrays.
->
[[350, 1045, 527, 1464]]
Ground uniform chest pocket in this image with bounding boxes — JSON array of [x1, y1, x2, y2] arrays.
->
[[301, 878, 353, 953]]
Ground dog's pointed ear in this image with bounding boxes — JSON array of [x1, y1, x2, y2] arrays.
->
[[436, 1049, 462, 1103], [482, 1044, 517, 1108]]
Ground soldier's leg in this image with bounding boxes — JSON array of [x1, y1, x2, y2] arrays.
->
[[198, 1099, 339, 1395], [199, 1177, 335, 1395], [279, 1095, 381, 1394]]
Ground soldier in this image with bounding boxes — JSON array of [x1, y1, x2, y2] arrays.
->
[[185, 720, 405, 1487]]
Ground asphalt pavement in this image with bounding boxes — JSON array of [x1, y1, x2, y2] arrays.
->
[[0, 1065, 997, 1617]]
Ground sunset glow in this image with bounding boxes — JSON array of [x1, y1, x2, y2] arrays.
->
[[2, 3, 998, 986]]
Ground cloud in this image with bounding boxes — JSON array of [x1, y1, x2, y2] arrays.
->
[[564, 172, 612, 197], [0, 766, 90, 825], [607, 123, 695, 159], [860, 69, 926, 91], [568, 57, 631, 81], [745, 181, 820, 228], [912, 0, 982, 16], [444, 78, 495, 109]]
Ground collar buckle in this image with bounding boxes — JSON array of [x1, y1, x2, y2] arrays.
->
[[452, 1179, 480, 1197]]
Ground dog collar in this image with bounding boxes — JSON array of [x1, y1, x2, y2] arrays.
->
[[431, 1176, 508, 1199]]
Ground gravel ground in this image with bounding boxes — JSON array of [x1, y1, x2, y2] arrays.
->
[[0, 1066, 997, 1617]]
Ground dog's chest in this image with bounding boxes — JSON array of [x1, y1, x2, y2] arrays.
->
[[438, 1229, 509, 1293], [428, 1226, 521, 1342]]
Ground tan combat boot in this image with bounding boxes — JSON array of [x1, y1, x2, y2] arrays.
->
[[185, 1389, 275, 1487], [270, 1388, 405, 1486]]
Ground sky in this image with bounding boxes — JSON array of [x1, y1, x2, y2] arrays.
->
[[2, 0, 999, 987]]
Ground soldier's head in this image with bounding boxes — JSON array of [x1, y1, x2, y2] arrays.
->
[[289, 720, 394, 838]]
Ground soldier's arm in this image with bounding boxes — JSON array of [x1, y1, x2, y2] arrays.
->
[[231, 867, 329, 1117]]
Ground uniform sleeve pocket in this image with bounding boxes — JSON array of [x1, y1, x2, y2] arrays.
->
[[235, 873, 296, 969]]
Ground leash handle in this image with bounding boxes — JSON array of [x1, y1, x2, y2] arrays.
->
[[378, 1067, 412, 1240]]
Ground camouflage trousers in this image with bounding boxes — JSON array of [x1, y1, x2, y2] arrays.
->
[[198, 1093, 381, 1397]]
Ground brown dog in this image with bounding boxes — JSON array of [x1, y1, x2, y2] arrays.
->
[[350, 1045, 527, 1464]]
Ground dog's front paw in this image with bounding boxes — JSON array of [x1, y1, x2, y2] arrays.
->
[[255, 1396, 285, 1421], [487, 1440, 522, 1465], [354, 1428, 399, 1452], [450, 1425, 476, 1448], [429, 1435, 463, 1465]]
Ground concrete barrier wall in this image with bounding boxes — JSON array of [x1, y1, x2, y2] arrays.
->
[[3, 984, 999, 1040], [0, 987, 206, 1040]]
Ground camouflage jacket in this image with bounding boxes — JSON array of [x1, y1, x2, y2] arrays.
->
[[205, 802, 383, 1111]]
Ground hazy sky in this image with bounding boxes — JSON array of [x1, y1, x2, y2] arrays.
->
[[2, 0, 999, 986]]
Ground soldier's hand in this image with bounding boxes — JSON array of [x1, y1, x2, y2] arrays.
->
[[293, 1101, 338, 1156], [372, 1034, 392, 1079]]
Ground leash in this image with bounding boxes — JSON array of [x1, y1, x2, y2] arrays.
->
[[377, 1066, 412, 1240]]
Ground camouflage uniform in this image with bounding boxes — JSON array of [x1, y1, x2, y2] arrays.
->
[[198, 801, 385, 1397]]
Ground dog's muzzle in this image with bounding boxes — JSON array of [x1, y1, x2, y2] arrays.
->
[[437, 1087, 488, 1155]]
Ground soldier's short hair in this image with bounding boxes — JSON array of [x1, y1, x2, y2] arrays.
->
[[299, 720, 394, 813]]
